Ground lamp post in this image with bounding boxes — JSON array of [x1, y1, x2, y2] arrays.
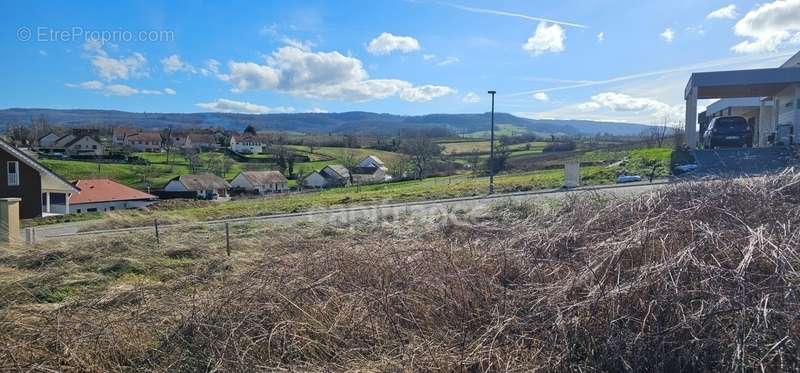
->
[[488, 90, 496, 194]]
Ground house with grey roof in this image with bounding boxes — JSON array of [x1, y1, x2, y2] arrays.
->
[[230, 170, 289, 194], [164, 173, 230, 199], [301, 164, 351, 189]]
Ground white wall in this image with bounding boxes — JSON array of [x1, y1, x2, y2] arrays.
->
[[66, 137, 104, 156], [71, 200, 156, 214], [230, 174, 253, 190], [164, 180, 188, 192], [302, 172, 327, 188]]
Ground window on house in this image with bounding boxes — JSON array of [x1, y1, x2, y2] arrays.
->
[[7, 161, 19, 186]]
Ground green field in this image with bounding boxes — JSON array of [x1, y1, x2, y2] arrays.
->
[[440, 140, 547, 155], [40, 146, 405, 190], [41, 159, 190, 189], [464, 124, 531, 138], [42, 152, 283, 189], [34, 165, 625, 229]]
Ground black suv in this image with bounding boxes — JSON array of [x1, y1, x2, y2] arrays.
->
[[703, 116, 753, 148]]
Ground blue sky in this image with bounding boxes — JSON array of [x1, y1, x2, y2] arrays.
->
[[2, 0, 799, 124]]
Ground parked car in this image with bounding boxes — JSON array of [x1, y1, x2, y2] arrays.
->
[[703, 116, 753, 149]]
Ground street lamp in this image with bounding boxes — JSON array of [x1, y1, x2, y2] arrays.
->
[[487, 90, 496, 194]]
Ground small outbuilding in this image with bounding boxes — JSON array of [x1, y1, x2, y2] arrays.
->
[[230, 171, 289, 194], [301, 164, 351, 188], [164, 173, 230, 199]]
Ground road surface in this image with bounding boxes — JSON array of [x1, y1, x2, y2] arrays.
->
[[27, 180, 670, 242]]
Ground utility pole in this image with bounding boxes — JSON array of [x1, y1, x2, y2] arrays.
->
[[488, 90, 496, 194]]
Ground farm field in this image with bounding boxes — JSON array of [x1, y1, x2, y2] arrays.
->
[[463, 123, 531, 138], [42, 152, 283, 189], [34, 165, 622, 229], [40, 159, 190, 190], [439, 140, 547, 155]]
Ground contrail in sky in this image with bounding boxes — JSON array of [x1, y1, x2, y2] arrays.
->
[[436, 1, 588, 28]]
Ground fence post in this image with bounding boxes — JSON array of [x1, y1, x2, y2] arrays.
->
[[154, 219, 160, 248], [225, 223, 231, 256]]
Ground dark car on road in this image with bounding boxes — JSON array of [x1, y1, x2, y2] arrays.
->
[[703, 116, 753, 148]]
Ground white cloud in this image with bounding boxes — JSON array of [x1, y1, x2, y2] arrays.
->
[[707, 4, 738, 19], [578, 92, 681, 118], [219, 46, 454, 102], [462, 92, 481, 103], [65, 80, 174, 97], [686, 25, 706, 35], [104, 84, 140, 96], [731, 0, 800, 54], [399, 85, 456, 102], [161, 54, 196, 74], [366, 33, 421, 55], [596, 32, 604, 42], [533, 92, 549, 101], [437, 56, 460, 66], [91, 52, 148, 81], [82, 39, 107, 56], [200, 59, 221, 77], [660, 28, 675, 43], [281, 38, 314, 51], [64, 80, 104, 90], [196, 98, 294, 114], [423, 54, 437, 61], [523, 22, 565, 55]]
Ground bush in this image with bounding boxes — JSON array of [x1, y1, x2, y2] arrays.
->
[[542, 140, 577, 152]]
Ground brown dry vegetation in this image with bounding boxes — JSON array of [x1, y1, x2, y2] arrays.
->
[[1, 172, 800, 371]]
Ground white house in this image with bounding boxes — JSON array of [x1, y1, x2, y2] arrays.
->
[[184, 133, 219, 150], [69, 179, 158, 213], [164, 173, 230, 199], [301, 171, 328, 189], [112, 127, 140, 146], [301, 164, 350, 188], [230, 134, 269, 153], [37, 133, 61, 149], [357, 155, 386, 169], [63, 136, 104, 156], [124, 132, 162, 152], [230, 171, 289, 194], [685, 50, 800, 148]]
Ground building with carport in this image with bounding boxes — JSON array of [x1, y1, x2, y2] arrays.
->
[[685, 51, 800, 148]]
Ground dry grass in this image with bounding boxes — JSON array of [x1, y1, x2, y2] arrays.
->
[[2, 172, 800, 371]]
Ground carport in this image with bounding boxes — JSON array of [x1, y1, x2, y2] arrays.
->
[[685, 67, 800, 148]]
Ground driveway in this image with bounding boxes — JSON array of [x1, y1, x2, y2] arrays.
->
[[690, 147, 797, 177]]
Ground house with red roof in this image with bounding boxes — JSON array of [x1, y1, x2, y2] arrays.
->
[[69, 179, 158, 213]]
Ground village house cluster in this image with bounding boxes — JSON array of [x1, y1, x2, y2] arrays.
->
[[0, 124, 393, 220]]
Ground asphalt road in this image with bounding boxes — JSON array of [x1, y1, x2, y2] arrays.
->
[[691, 147, 797, 177], [26, 180, 669, 242]]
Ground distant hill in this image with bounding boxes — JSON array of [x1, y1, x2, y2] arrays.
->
[[0, 108, 652, 137]]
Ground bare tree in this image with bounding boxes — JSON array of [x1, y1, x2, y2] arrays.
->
[[399, 136, 443, 179], [338, 149, 359, 184], [467, 148, 481, 176], [386, 155, 411, 179]]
